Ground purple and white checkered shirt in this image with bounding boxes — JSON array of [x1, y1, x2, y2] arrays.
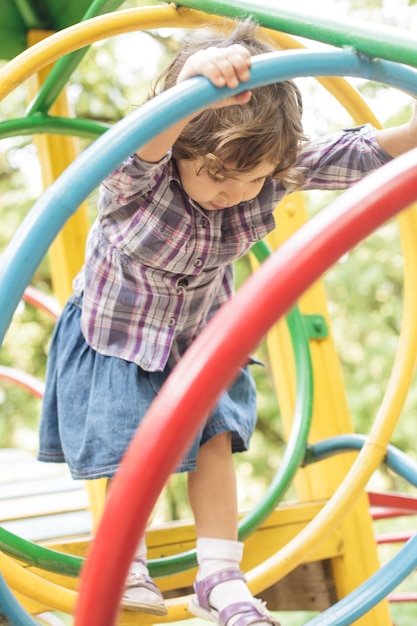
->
[[73, 124, 391, 371]]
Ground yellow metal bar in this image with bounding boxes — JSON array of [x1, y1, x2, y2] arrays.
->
[[245, 27, 417, 625], [0, 5, 381, 133], [245, 29, 396, 625], [26, 30, 89, 306], [0, 550, 77, 614], [0, 6, 226, 100], [246, 205, 417, 604], [15, 500, 345, 620], [26, 29, 105, 532], [251, 199, 391, 626]]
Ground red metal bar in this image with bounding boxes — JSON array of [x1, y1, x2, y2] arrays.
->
[[368, 491, 417, 513], [388, 592, 417, 603], [0, 365, 44, 398], [75, 149, 417, 626], [376, 531, 416, 545], [23, 285, 60, 319]]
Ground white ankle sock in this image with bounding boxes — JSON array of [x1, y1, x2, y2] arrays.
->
[[196, 537, 243, 577], [196, 538, 254, 612], [130, 535, 148, 575]]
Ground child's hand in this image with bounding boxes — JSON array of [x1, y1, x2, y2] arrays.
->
[[137, 44, 252, 162], [176, 44, 252, 107]]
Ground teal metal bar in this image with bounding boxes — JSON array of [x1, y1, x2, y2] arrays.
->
[[307, 533, 417, 625], [303, 435, 417, 625], [171, 0, 417, 68], [305, 434, 417, 490]]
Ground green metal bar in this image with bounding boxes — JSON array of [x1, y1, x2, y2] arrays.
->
[[0, 526, 81, 577], [149, 241, 315, 575], [26, 0, 125, 116], [12, 0, 47, 30], [237, 239, 314, 539], [0, 115, 109, 141], [172, 0, 417, 68]]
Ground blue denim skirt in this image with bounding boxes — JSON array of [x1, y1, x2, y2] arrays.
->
[[38, 295, 257, 479]]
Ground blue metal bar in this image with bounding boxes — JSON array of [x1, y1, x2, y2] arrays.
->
[[0, 574, 38, 626], [1, 47, 417, 600], [305, 533, 417, 625], [1, 47, 417, 344], [386, 446, 417, 489], [303, 433, 367, 463], [306, 433, 417, 489], [304, 434, 417, 624]]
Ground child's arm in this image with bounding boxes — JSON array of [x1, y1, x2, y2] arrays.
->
[[136, 45, 252, 164], [375, 100, 417, 157]]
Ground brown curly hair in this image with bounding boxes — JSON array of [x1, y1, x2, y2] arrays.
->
[[151, 19, 307, 189]]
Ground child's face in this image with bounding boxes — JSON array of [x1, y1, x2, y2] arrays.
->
[[176, 158, 274, 211]]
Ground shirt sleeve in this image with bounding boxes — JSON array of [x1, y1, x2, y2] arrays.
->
[[98, 152, 172, 217], [297, 124, 392, 191]]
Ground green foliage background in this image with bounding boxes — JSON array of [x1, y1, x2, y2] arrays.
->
[[1, 1, 417, 622]]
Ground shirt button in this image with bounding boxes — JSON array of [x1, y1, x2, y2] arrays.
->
[[194, 258, 203, 267], [201, 217, 208, 228], [168, 317, 176, 327], [178, 278, 189, 287]]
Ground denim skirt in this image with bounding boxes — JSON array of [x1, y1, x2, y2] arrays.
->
[[37, 295, 257, 480]]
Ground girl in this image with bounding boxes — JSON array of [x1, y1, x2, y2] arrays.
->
[[38, 19, 417, 626]]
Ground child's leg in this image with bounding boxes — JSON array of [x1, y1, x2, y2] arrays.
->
[[106, 481, 167, 615], [120, 534, 167, 614], [188, 431, 238, 540], [188, 433, 280, 626]]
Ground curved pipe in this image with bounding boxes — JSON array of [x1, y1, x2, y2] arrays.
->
[[171, 0, 417, 68]]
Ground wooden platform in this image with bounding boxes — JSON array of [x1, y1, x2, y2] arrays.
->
[[0, 447, 93, 541], [1, 447, 339, 613]]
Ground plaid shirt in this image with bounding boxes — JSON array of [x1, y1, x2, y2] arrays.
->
[[73, 124, 391, 371]]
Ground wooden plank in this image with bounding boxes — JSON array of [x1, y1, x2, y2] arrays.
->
[[0, 448, 93, 541], [0, 448, 340, 610], [0, 475, 84, 500], [162, 561, 338, 611], [0, 490, 90, 522], [0, 449, 71, 484], [261, 560, 338, 611], [0, 449, 32, 461], [89, 501, 343, 594], [2, 510, 93, 542]]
